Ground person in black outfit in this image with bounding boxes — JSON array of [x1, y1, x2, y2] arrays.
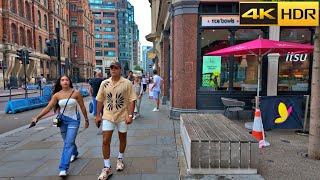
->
[[89, 72, 105, 116], [127, 70, 134, 83]]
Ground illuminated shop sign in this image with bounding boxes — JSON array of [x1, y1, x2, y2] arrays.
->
[[201, 15, 240, 27]]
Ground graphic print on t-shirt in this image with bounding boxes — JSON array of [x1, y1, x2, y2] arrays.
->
[[107, 93, 113, 111], [115, 93, 124, 110]]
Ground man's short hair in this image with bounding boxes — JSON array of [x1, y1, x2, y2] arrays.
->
[[153, 69, 158, 74], [129, 70, 133, 73]]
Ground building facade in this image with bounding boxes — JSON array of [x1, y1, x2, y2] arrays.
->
[[89, 0, 118, 77], [0, 0, 95, 89], [132, 23, 140, 67], [147, 0, 315, 119], [89, 0, 139, 77], [142, 46, 153, 78], [69, 0, 95, 82], [117, 0, 134, 75]]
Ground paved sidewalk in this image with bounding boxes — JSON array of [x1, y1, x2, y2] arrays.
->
[[0, 94, 179, 179]]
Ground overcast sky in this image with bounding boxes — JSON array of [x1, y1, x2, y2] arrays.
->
[[128, 0, 153, 47]]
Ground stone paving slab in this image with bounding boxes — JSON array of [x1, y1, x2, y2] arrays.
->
[[15, 141, 59, 150], [157, 136, 176, 145], [141, 174, 179, 180], [1, 149, 51, 162], [0, 160, 46, 177], [128, 157, 157, 174]]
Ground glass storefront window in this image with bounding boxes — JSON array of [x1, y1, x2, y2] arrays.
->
[[200, 29, 230, 91], [279, 28, 311, 91], [234, 29, 262, 91]]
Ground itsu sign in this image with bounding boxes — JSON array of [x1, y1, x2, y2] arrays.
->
[[286, 52, 308, 62], [202, 15, 240, 26]]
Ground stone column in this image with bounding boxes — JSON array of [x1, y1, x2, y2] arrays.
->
[[169, 1, 199, 119], [268, 26, 280, 96], [161, 30, 169, 104]]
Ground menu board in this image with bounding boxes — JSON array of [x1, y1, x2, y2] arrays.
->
[[202, 56, 221, 87]]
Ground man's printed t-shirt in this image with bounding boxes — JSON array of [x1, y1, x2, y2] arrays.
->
[[96, 77, 137, 122]]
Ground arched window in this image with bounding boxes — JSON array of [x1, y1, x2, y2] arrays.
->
[[38, 10, 41, 28], [44, 14, 48, 30], [39, 36, 43, 53], [19, 27, 25, 46], [18, 0, 24, 17], [72, 32, 78, 43], [11, 24, 17, 44], [27, 30, 32, 48]]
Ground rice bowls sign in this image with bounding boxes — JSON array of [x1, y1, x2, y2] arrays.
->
[[201, 15, 240, 26]]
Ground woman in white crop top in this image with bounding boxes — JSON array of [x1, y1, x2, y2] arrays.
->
[[31, 75, 89, 177]]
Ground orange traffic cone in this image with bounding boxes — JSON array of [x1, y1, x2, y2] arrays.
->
[[252, 109, 270, 148]]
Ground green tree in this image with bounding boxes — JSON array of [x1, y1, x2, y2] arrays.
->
[[134, 65, 142, 71]]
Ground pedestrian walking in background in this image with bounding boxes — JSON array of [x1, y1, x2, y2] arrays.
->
[[127, 70, 135, 83], [150, 69, 163, 112], [142, 75, 147, 93], [88, 72, 105, 117], [31, 75, 90, 177], [133, 74, 143, 119], [95, 62, 137, 180], [30, 77, 35, 85]]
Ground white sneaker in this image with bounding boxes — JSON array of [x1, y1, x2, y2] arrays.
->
[[59, 170, 67, 177], [152, 108, 159, 112], [133, 115, 136, 120], [98, 167, 112, 180], [70, 155, 77, 163]]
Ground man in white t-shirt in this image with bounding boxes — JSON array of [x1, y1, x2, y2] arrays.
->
[[150, 69, 163, 112]]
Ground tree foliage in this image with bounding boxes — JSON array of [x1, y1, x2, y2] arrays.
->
[[134, 65, 142, 71]]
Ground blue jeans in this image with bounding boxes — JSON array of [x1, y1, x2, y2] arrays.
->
[[92, 96, 98, 116], [59, 113, 80, 171], [92, 96, 103, 116]]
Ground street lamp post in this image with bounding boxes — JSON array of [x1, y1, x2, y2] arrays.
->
[[1, 60, 5, 90]]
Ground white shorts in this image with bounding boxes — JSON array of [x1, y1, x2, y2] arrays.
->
[[102, 120, 128, 133]]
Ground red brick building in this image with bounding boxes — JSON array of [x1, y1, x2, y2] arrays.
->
[[0, 0, 95, 88], [69, 0, 95, 80]]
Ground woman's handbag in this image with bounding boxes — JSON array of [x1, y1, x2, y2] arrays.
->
[[53, 90, 75, 127]]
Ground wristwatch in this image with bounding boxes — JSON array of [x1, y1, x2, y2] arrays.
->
[[129, 114, 133, 118]]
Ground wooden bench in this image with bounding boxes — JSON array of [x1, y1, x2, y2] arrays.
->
[[180, 113, 259, 175]]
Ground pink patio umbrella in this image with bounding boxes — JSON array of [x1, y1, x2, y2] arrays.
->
[[205, 37, 314, 109]]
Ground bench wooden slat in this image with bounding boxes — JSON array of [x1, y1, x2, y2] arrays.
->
[[211, 115, 239, 142], [240, 143, 250, 168], [194, 114, 219, 141], [191, 141, 200, 168], [250, 142, 259, 168], [184, 124, 199, 142], [216, 114, 258, 142], [180, 114, 191, 124], [199, 115, 229, 142], [188, 114, 209, 142], [210, 142, 220, 168], [205, 114, 239, 142]]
